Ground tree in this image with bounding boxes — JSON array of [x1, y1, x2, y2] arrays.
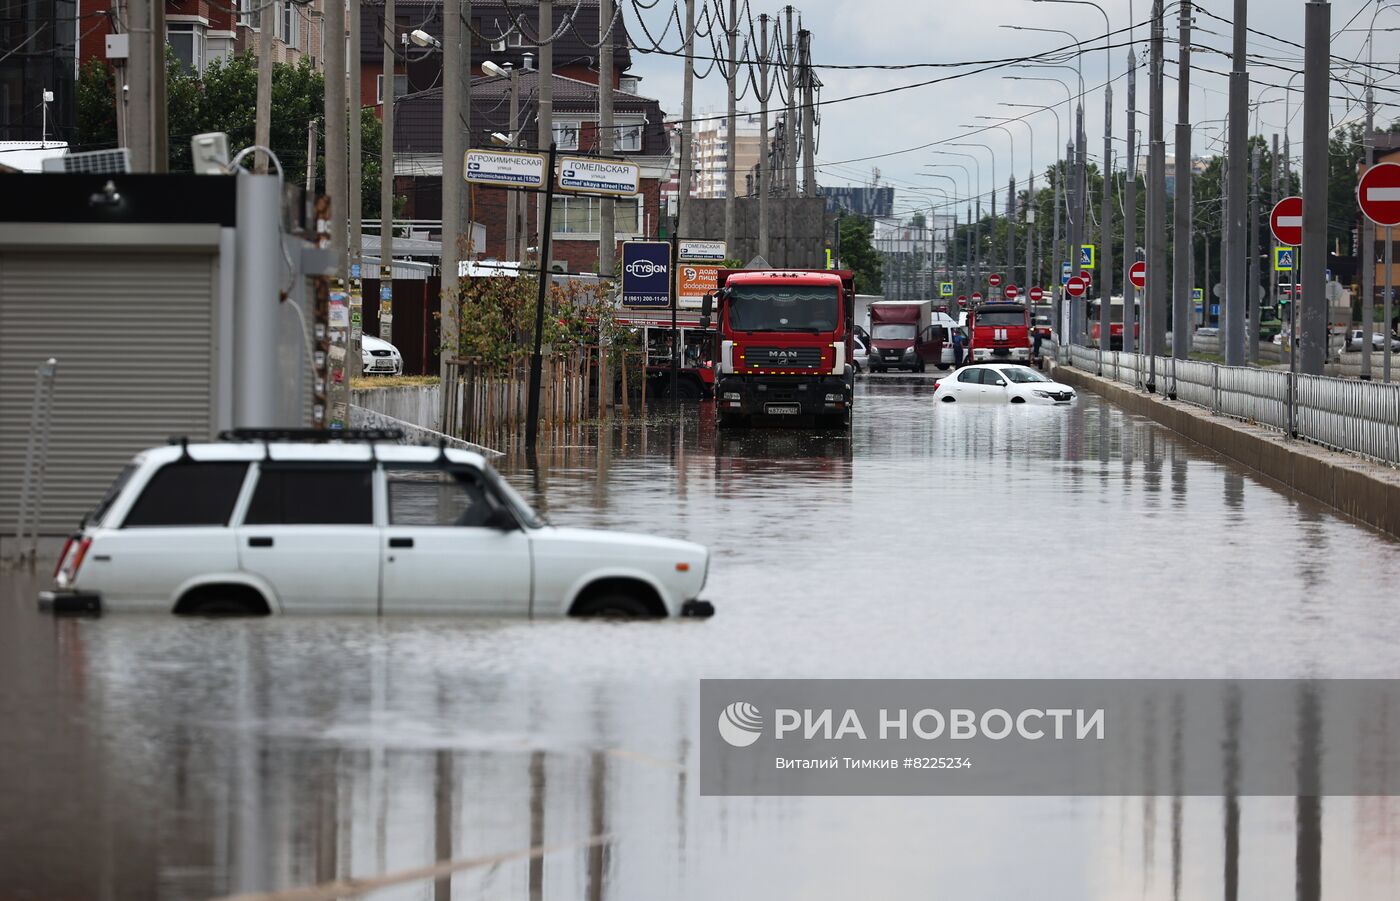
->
[[76, 59, 117, 151], [839, 214, 882, 295]]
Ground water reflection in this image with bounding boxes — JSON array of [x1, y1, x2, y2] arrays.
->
[[2, 381, 1400, 898]]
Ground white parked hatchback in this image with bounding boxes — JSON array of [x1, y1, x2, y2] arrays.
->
[[933, 364, 1077, 405], [42, 430, 713, 619]]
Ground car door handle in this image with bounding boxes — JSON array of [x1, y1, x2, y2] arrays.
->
[[389, 537, 414, 548], [248, 537, 274, 548]]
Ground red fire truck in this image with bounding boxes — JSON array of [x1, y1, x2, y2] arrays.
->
[[967, 301, 1032, 365], [704, 268, 856, 428]]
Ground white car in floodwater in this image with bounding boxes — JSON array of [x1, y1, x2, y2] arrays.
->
[[41, 431, 713, 619], [933, 364, 1077, 405]]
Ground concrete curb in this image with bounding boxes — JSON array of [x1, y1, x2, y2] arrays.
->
[[351, 406, 503, 457], [1049, 362, 1400, 540]]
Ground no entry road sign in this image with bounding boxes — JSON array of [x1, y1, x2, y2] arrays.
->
[[1270, 195, 1303, 246], [971, 291, 983, 302], [1004, 284, 1019, 300], [1358, 163, 1400, 227], [988, 274, 1003, 288], [1028, 286, 1044, 302], [1129, 261, 1147, 290], [1065, 275, 1088, 299]]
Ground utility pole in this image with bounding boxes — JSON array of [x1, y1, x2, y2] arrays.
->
[[1148, 0, 1167, 375], [1361, 83, 1375, 380], [801, 29, 816, 196], [1068, 108, 1084, 343], [325, 0, 348, 281], [1007, 175, 1016, 289], [126, 0, 150, 171], [349, 0, 363, 382], [306, 121, 317, 194], [784, 6, 797, 197], [1125, 48, 1138, 354], [151, 0, 166, 171], [379, 0, 396, 341], [677, 0, 695, 234], [723, 0, 738, 251], [1025, 169, 1033, 297], [1299, 0, 1330, 377], [1170, 2, 1191, 363], [255, 0, 273, 173], [507, 66, 522, 260], [1224, 0, 1249, 366], [1053, 150, 1063, 341], [1271, 133, 1280, 362], [538, 0, 554, 251], [758, 14, 771, 260], [441, 0, 467, 387], [599, 0, 615, 278], [1100, 80, 1114, 369], [1247, 143, 1261, 363]]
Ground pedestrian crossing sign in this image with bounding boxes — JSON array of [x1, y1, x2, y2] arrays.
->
[[1192, 287, 1204, 302], [940, 282, 954, 297], [1274, 247, 1295, 271], [1080, 245, 1096, 268]]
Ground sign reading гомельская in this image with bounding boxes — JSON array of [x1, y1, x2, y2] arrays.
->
[[700, 679, 1400, 796]]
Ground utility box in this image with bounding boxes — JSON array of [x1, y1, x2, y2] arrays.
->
[[0, 173, 314, 538]]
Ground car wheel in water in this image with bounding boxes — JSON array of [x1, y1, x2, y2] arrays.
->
[[574, 593, 652, 618], [940, 395, 957, 403], [936, 363, 950, 371], [1010, 396, 1026, 404]]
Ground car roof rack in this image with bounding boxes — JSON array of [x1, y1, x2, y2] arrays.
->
[[215, 428, 405, 443]]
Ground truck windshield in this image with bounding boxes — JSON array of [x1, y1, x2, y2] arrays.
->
[[727, 285, 840, 332], [871, 323, 916, 340], [974, 310, 1027, 326]]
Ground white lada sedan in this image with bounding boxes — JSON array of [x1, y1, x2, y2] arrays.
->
[[933, 364, 1077, 405], [42, 430, 713, 619]]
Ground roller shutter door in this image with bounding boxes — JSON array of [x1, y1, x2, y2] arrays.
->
[[0, 251, 219, 536]]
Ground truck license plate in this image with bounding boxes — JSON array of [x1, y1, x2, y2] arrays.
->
[[765, 403, 801, 416]]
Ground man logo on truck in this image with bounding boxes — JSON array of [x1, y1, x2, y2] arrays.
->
[[768, 349, 801, 362]]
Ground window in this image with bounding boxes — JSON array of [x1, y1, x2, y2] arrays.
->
[[237, 0, 251, 27], [279, 0, 298, 48], [728, 285, 841, 332], [507, 29, 531, 48], [89, 464, 137, 527], [550, 196, 642, 235], [387, 468, 501, 527], [552, 121, 580, 150], [122, 462, 249, 528], [956, 368, 982, 384], [167, 22, 205, 73], [376, 74, 409, 104], [619, 76, 640, 93], [870, 323, 915, 341], [244, 466, 373, 525], [616, 122, 643, 152]]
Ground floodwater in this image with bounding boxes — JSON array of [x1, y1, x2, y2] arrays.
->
[[3, 378, 1400, 900]]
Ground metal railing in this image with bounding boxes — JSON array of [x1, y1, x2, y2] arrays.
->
[[1058, 344, 1400, 467], [14, 357, 58, 564]]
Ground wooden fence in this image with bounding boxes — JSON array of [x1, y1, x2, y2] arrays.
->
[[441, 348, 649, 445]]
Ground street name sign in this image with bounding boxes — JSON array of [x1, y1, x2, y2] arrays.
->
[[558, 157, 640, 195], [464, 149, 546, 188], [679, 239, 727, 262]]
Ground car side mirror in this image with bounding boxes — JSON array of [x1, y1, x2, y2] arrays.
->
[[484, 505, 516, 530], [993, 379, 1006, 387], [699, 293, 713, 330]]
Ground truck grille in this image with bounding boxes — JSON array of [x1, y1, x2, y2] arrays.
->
[[746, 347, 823, 368]]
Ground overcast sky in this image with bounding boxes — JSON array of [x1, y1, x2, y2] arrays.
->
[[620, 0, 1400, 220]]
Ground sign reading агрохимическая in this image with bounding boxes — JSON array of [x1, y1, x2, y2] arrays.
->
[[701, 679, 1400, 796]]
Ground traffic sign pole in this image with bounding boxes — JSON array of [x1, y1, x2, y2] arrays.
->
[[1387, 226, 1393, 383], [1357, 163, 1400, 382], [525, 142, 559, 453]]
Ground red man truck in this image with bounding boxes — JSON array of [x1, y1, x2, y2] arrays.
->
[[967, 301, 1032, 365], [703, 268, 856, 428]]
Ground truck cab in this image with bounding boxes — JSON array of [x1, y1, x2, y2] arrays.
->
[[868, 300, 943, 373], [710, 269, 855, 428], [967, 302, 1031, 364]]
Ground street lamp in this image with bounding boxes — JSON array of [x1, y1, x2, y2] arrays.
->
[[482, 59, 510, 78], [409, 28, 442, 49]]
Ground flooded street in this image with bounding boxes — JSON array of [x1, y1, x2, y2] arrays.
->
[[4, 377, 1400, 899]]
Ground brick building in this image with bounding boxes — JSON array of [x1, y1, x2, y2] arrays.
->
[[375, 0, 671, 274]]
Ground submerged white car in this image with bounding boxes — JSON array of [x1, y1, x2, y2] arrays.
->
[[933, 364, 1077, 405], [42, 432, 713, 618], [361, 335, 404, 375]]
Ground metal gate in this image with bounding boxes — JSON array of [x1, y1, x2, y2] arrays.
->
[[0, 252, 220, 536]]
